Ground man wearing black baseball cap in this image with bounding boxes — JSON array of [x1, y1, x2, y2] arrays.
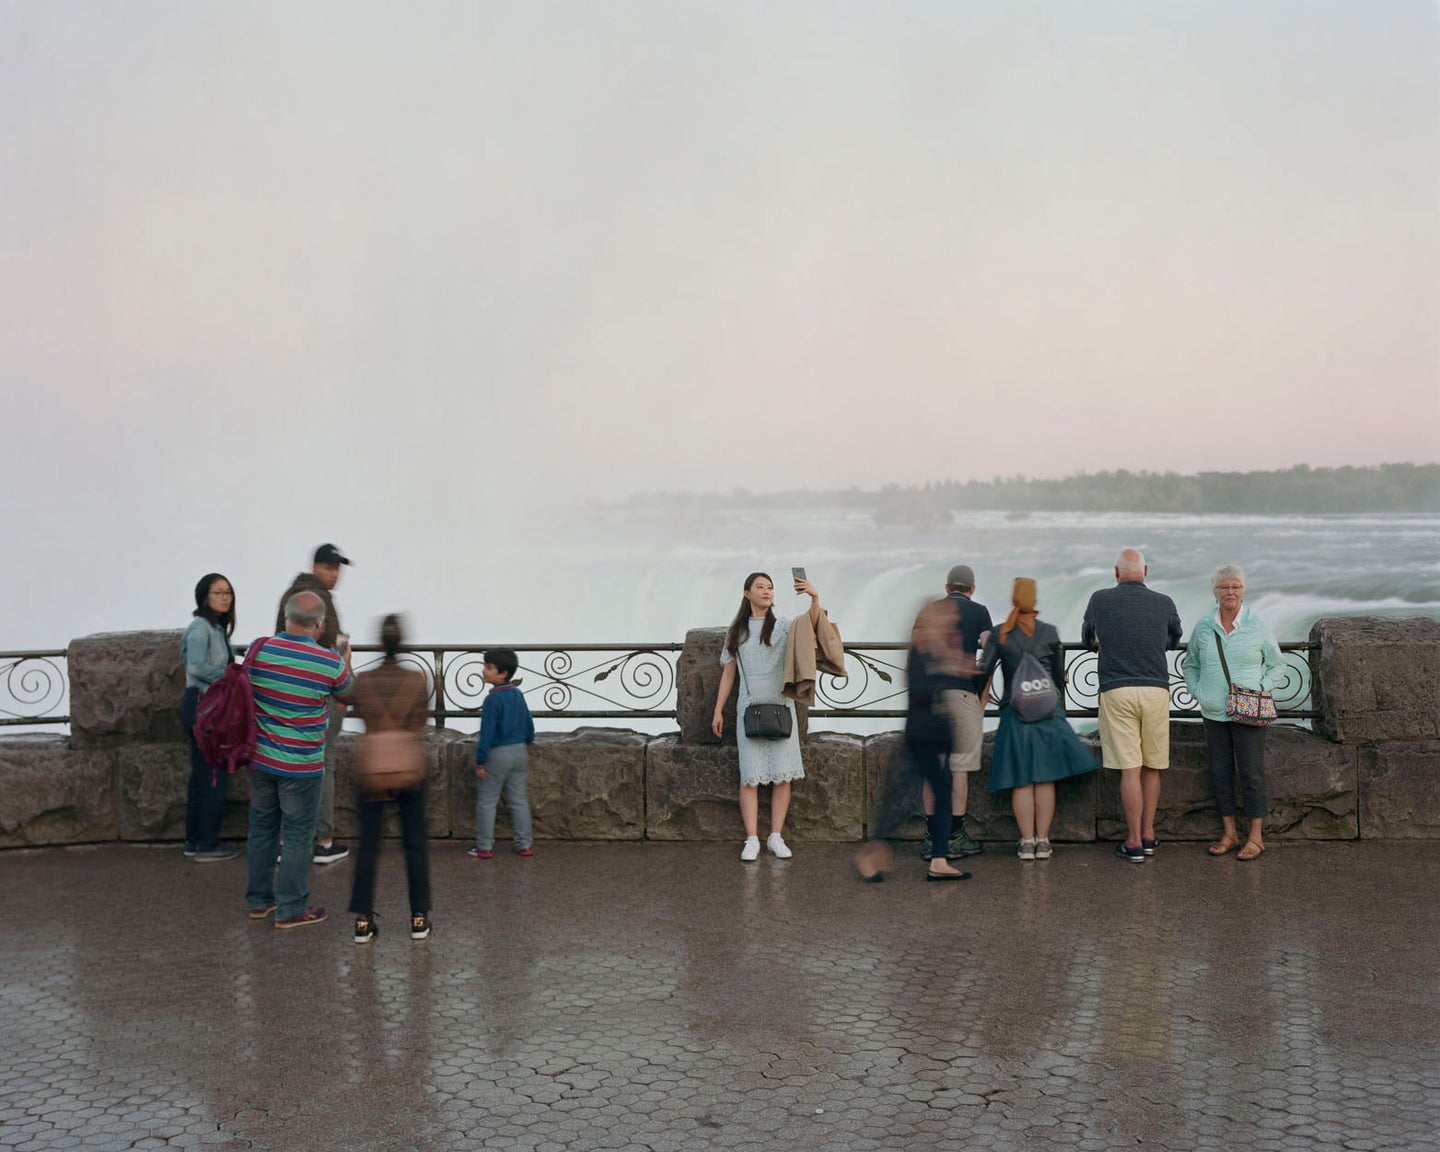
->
[[275, 544, 353, 865]]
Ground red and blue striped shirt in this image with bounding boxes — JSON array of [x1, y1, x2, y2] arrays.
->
[[246, 634, 354, 777]]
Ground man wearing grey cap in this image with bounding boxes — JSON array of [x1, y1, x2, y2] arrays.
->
[[923, 564, 992, 859], [275, 544, 353, 865]]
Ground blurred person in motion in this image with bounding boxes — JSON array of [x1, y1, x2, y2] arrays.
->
[[349, 614, 433, 942], [180, 573, 240, 862], [245, 590, 354, 929], [921, 563, 993, 861], [979, 578, 1097, 861], [713, 572, 822, 862], [1081, 548, 1183, 863], [468, 648, 536, 860], [275, 543, 352, 865], [1181, 564, 1283, 861], [853, 597, 971, 883]]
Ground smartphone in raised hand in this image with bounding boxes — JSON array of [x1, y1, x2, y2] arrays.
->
[[792, 566, 807, 590]]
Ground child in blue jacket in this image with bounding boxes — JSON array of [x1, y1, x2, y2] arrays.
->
[[467, 648, 536, 859]]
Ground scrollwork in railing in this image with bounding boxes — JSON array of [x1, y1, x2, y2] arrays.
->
[[813, 646, 907, 714], [433, 645, 681, 719], [347, 651, 436, 700], [0, 652, 69, 725]]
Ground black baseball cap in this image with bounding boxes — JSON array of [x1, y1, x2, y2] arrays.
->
[[313, 543, 351, 566]]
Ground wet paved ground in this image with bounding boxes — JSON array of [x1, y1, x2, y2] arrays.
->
[[2, 839, 1438, 1152]]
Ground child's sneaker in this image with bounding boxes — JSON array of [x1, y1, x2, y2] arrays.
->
[[740, 836, 761, 862], [354, 913, 377, 944], [1034, 839, 1053, 860], [467, 847, 494, 860], [410, 913, 431, 940], [516, 846, 534, 857], [1017, 838, 1037, 861], [766, 832, 793, 859]]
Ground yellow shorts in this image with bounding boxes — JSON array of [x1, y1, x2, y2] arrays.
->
[[1097, 686, 1171, 770]]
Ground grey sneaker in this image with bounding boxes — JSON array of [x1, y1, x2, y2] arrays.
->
[[1034, 839, 1053, 860], [1017, 838, 1037, 861], [948, 825, 985, 857], [192, 843, 240, 862], [920, 833, 934, 861]]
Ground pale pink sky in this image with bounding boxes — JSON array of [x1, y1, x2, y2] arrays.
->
[[2, 1, 1436, 508]]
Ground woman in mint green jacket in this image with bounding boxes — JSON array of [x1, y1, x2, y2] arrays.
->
[[1181, 564, 1283, 861]]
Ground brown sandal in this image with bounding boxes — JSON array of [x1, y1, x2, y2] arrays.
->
[[1237, 841, 1266, 861], [1207, 837, 1239, 856]]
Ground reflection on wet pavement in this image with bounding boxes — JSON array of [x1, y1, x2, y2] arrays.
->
[[1, 841, 1437, 1151]]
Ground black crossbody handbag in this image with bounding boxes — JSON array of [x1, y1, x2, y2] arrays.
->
[[735, 642, 793, 740]]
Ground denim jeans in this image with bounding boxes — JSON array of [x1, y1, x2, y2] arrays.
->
[[246, 770, 323, 920], [474, 743, 532, 851], [317, 701, 344, 842], [180, 687, 230, 851]]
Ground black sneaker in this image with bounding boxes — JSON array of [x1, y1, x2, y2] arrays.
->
[[1115, 841, 1146, 863], [948, 826, 985, 857], [354, 913, 377, 944], [410, 913, 431, 941], [1142, 837, 1159, 857], [919, 833, 934, 861], [313, 842, 350, 865], [192, 843, 240, 863]]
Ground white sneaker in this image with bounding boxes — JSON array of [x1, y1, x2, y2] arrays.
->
[[740, 836, 761, 862], [767, 833, 793, 859]]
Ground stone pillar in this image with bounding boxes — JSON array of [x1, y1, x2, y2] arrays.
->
[[675, 627, 731, 745], [1309, 616, 1440, 744], [0, 735, 119, 846], [68, 630, 187, 747]]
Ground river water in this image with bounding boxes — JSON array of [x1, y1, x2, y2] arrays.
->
[[532, 507, 1440, 644]]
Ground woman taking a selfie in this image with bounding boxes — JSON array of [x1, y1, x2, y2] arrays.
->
[[712, 572, 821, 862]]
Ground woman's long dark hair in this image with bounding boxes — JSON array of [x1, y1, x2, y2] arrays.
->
[[192, 573, 236, 639], [380, 613, 403, 660], [725, 572, 776, 657]]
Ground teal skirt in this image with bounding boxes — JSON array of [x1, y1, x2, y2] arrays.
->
[[988, 708, 1099, 792]]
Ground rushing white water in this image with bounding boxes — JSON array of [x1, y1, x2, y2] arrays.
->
[[529, 507, 1440, 644]]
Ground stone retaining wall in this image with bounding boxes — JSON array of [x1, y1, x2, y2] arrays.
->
[[2, 615, 1437, 847]]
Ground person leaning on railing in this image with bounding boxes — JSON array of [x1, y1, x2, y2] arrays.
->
[[1181, 564, 1283, 862], [179, 573, 240, 862]]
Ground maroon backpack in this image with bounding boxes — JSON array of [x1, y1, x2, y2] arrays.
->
[[194, 638, 265, 777]]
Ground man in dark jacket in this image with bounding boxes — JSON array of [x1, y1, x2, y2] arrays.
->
[[1081, 548, 1182, 863], [275, 543, 352, 864]]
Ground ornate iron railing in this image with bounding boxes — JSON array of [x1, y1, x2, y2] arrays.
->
[[0, 651, 69, 728], [0, 641, 1317, 728], [808, 642, 1317, 719]]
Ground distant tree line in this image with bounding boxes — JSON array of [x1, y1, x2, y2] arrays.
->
[[625, 463, 1440, 515]]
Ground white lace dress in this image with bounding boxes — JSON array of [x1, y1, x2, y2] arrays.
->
[[720, 616, 806, 787]]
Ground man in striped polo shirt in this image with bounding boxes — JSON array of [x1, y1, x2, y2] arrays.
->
[[244, 590, 354, 929]]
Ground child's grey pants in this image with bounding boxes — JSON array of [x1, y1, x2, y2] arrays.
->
[[474, 743, 533, 850]]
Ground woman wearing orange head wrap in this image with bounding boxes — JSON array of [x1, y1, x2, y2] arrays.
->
[[978, 578, 1097, 860]]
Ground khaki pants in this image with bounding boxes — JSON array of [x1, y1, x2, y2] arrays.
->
[[942, 689, 984, 773], [317, 700, 344, 841]]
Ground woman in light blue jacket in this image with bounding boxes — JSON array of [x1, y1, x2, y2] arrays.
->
[[180, 573, 238, 861], [1181, 564, 1283, 861]]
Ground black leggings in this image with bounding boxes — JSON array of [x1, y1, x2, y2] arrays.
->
[[870, 742, 952, 851], [1203, 718, 1268, 821], [349, 786, 431, 916]]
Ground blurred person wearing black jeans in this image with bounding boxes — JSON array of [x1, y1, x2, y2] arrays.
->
[[854, 598, 972, 883], [349, 615, 433, 942]]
